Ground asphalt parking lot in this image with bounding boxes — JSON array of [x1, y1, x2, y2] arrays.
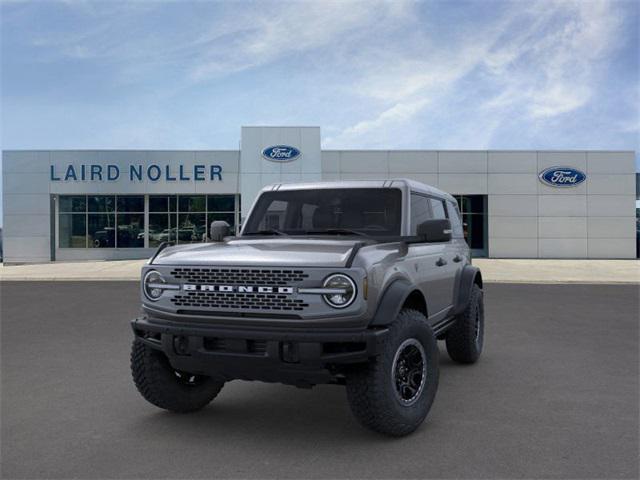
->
[[1, 282, 638, 479]]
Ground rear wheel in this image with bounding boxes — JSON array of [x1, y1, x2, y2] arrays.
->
[[345, 309, 439, 436], [446, 283, 484, 363], [131, 340, 224, 413]]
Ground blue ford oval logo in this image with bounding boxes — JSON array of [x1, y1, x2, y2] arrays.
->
[[261, 145, 301, 162], [538, 166, 586, 188]]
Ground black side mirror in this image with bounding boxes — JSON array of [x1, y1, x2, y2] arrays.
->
[[416, 219, 452, 243], [209, 221, 230, 242]]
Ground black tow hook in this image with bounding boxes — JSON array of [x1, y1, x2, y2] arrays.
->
[[281, 341, 300, 363]]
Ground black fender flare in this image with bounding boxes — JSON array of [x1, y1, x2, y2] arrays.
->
[[453, 265, 483, 315], [369, 278, 416, 327]]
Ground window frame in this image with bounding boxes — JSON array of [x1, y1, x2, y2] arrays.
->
[[409, 191, 450, 235], [428, 197, 449, 220], [445, 200, 465, 239], [58, 211, 88, 248], [58, 194, 145, 249], [409, 192, 433, 235], [56, 193, 240, 250]]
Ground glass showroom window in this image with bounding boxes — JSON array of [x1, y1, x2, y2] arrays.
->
[[148, 195, 238, 246], [116, 196, 144, 248], [59, 196, 87, 247], [58, 195, 145, 248], [148, 195, 177, 247], [88, 196, 115, 248], [178, 195, 206, 244], [207, 195, 237, 236]]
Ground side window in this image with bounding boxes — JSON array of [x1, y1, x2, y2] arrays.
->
[[429, 198, 448, 219], [410, 194, 432, 234], [447, 200, 464, 238]]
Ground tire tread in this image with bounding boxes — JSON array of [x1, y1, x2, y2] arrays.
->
[[346, 309, 439, 436], [131, 340, 224, 413], [445, 284, 483, 364]]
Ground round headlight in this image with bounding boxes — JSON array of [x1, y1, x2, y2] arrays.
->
[[322, 274, 356, 309], [143, 270, 165, 301]]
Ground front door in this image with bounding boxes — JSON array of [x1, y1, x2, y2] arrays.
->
[[409, 194, 458, 320], [413, 243, 457, 320]]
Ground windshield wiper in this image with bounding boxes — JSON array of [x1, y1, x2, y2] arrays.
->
[[243, 229, 287, 236], [306, 228, 369, 237]]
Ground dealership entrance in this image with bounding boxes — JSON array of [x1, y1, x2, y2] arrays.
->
[[453, 195, 488, 257]]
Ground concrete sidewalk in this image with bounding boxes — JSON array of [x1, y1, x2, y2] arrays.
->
[[0, 258, 638, 284], [0, 259, 148, 282], [473, 259, 639, 284]]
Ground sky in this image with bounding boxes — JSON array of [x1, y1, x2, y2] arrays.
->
[[1, 0, 639, 223]]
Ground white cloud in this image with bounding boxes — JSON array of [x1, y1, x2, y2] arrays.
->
[[333, 98, 430, 140], [528, 84, 592, 118], [22, 0, 413, 81], [512, 0, 623, 118], [190, 1, 412, 80], [324, 39, 498, 146], [326, 0, 628, 147], [618, 116, 640, 134], [3, 0, 636, 153]]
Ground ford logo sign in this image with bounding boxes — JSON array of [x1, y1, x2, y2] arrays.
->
[[538, 166, 586, 188], [261, 145, 301, 162]]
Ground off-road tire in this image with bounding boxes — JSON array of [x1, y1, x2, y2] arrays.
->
[[446, 283, 484, 364], [345, 309, 439, 436], [131, 340, 224, 413]]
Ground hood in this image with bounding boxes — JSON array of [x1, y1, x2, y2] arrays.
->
[[151, 238, 361, 267]]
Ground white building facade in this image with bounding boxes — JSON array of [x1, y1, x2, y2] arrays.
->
[[2, 126, 637, 263]]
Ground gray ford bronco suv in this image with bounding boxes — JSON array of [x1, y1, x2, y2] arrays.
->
[[131, 180, 484, 436]]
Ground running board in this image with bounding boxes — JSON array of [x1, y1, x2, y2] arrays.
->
[[432, 317, 457, 337]]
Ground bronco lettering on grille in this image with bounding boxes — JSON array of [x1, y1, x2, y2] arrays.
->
[[182, 284, 295, 294]]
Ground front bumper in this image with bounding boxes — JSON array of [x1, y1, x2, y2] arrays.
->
[[131, 316, 388, 386]]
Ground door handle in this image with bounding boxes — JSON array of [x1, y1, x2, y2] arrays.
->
[[436, 257, 447, 267], [453, 255, 463, 263]]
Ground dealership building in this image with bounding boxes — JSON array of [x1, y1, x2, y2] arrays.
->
[[1, 126, 637, 263]]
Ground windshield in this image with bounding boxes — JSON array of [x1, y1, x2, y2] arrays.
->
[[242, 188, 402, 236]]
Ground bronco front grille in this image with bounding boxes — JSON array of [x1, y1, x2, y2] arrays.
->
[[170, 268, 308, 285], [170, 292, 309, 311]]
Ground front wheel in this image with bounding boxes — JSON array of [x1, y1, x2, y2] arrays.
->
[[131, 340, 224, 413], [345, 309, 439, 436]]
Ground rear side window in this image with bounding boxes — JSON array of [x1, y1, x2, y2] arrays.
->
[[447, 200, 464, 238], [410, 194, 432, 234], [429, 198, 448, 220]]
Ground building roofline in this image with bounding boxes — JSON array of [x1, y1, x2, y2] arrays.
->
[[2, 148, 636, 154]]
